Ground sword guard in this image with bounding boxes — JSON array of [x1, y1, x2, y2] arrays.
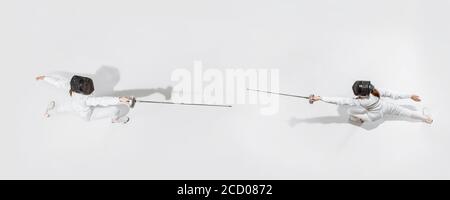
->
[[130, 96, 136, 108], [309, 94, 315, 104]]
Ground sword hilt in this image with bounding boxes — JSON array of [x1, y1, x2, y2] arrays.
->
[[308, 94, 315, 104], [130, 96, 136, 108]]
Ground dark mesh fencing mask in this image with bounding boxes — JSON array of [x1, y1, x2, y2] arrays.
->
[[70, 75, 95, 95], [352, 80, 374, 96]]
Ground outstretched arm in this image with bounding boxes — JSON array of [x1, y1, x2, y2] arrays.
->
[[312, 95, 361, 106], [86, 96, 132, 107], [36, 75, 70, 90], [378, 88, 421, 102]]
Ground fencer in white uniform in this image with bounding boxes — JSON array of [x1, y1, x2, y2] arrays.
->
[[37, 74, 133, 123], [311, 81, 433, 124]]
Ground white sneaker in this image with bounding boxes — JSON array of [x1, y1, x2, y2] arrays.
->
[[112, 116, 130, 124], [44, 101, 56, 118]]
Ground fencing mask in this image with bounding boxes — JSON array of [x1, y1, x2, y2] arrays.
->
[[352, 80, 374, 96], [70, 75, 95, 95]]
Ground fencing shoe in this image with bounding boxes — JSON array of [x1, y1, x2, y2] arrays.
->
[[44, 101, 56, 118], [422, 107, 433, 124], [349, 116, 364, 125], [112, 116, 130, 124]]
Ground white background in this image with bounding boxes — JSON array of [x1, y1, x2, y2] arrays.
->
[[1, 0, 449, 179]]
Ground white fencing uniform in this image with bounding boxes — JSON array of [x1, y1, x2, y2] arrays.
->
[[43, 74, 127, 122], [321, 89, 428, 122]]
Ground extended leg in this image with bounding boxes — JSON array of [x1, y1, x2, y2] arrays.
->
[[90, 106, 129, 124], [44, 100, 73, 118], [383, 103, 433, 124]]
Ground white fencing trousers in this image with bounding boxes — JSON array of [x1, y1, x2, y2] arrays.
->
[[50, 101, 126, 121], [381, 102, 428, 121], [347, 103, 428, 122]]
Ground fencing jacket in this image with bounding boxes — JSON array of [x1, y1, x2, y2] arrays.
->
[[43, 74, 120, 120]]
